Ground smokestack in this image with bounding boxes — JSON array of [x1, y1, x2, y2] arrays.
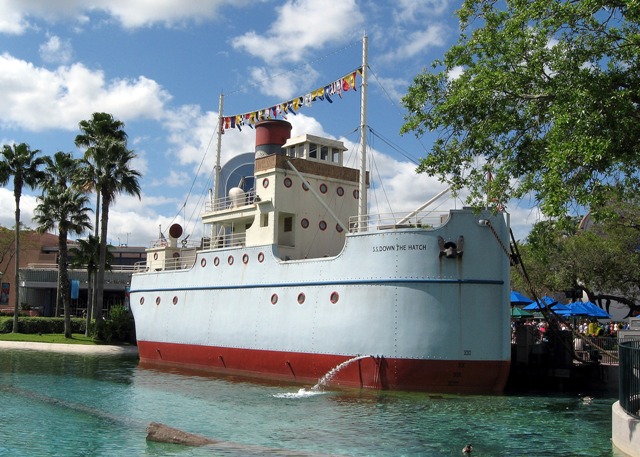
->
[[255, 120, 292, 158]]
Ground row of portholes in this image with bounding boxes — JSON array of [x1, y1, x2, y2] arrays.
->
[[199, 252, 265, 268], [270, 291, 340, 305], [140, 291, 340, 307], [264, 176, 359, 199], [300, 218, 344, 233]]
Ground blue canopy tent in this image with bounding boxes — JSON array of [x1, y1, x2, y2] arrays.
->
[[523, 296, 557, 311], [581, 301, 612, 319], [510, 291, 533, 306], [558, 301, 611, 319], [550, 303, 572, 314]]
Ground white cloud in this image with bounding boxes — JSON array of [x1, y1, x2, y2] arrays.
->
[[0, 0, 248, 33], [0, 53, 171, 131], [247, 64, 320, 100], [232, 0, 364, 63], [39, 35, 73, 64], [392, 0, 450, 23], [0, 188, 38, 230], [384, 24, 449, 62]]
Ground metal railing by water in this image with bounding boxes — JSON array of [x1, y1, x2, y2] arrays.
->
[[573, 336, 620, 365], [619, 340, 640, 419]]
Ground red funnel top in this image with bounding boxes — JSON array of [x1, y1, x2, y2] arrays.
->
[[255, 120, 292, 155]]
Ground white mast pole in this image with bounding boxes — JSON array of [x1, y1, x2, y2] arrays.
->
[[357, 34, 368, 232], [212, 93, 224, 242], [213, 93, 224, 206]]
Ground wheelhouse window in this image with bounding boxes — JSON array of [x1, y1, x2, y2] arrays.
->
[[320, 145, 329, 161]]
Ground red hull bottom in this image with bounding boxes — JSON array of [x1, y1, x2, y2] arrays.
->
[[137, 341, 510, 394]]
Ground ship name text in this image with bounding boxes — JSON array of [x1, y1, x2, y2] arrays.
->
[[372, 244, 427, 253]]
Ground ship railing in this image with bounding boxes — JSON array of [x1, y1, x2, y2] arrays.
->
[[133, 252, 197, 273], [201, 232, 247, 250], [203, 190, 257, 213], [348, 211, 448, 233]]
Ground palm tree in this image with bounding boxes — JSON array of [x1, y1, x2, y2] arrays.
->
[[40, 152, 81, 317], [75, 113, 127, 330], [69, 235, 113, 336], [0, 143, 45, 333], [34, 187, 92, 338], [76, 115, 141, 336]]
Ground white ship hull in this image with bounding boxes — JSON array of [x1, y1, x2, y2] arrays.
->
[[130, 208, 511, 393]]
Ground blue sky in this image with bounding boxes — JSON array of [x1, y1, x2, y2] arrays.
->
[[0, 0, 541, 247]]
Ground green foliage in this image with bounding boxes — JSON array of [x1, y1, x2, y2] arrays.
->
[[402, 0, 640, 218], [512, 203, 640, 317], [97, 306, 136, 344], [0, 316, 86, 334]]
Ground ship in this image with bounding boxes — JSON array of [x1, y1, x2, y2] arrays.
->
[[129, 39, 512, 394]]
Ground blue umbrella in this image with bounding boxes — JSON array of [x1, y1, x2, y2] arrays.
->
[[566, 301, 591, 316], [550, 303, 572, 314], [510, 291, 533, 305], [523, 295, 557, 311], [581, 301, 612, 319]]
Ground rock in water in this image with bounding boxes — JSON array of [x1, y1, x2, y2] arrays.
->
[[146, 422, 218, 446]]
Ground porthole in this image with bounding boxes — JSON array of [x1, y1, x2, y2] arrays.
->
[[262, 178, 269, 188], [330, 291, 339, 304], [336, 224, 344, 233], [297, 292, 306, 304], [302, 182, 309, 191], [172, 296, 178, 305], [336, 186, 344, 197], [139, 297, 145, 305], [153, 252, 158, 260], [319, 220, 327, 231], [258, 252, 265, 263], [301, 218, 309, 229], [353, 189, 360, 199], [228, 255, 234, 265], [284, 177, 292, 188], [155, 297, 161, 306], [201, 258, 206, 267], [242, 254, 249, 264], [271, 293, 278, 305], [319, 183, 328, 194], [214, 256, 220, 266]]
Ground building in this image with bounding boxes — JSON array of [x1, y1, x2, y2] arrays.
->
[[0, 227, 145, 317]]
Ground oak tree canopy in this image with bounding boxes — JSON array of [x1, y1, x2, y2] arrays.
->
[[402, 0, 640, 218]]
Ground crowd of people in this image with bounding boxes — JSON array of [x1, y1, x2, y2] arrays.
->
[[511, 318, 631, 344]]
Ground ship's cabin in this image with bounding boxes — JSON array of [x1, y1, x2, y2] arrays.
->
[[143, 120, 366, 271]]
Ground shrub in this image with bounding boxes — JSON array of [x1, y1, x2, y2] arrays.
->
[[0, 316, 86, 334], [98, 306, 136, 344]]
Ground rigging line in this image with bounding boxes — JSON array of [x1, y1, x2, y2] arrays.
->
[[368, 132, 395, 218], [367, 126, 420, 165], [367, 66, 431, 156], [224, 39, 362, 98], [169, 118, 219, 230]]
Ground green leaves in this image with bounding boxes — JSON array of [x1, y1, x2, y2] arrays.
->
[[402, 0, 640, 218]]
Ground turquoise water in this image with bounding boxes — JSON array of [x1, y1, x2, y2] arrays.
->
[[0, 348, 619, 456]]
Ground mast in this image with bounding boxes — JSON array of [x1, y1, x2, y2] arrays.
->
[[357, 34, 368, 232], [213, 93, 224, 205], [212, 93, 224, 240]]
